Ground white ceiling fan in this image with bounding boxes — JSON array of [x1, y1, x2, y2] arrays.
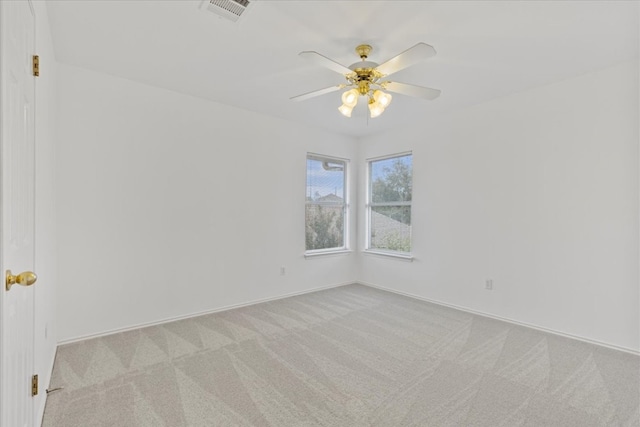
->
[[291, 43, 441, 118]]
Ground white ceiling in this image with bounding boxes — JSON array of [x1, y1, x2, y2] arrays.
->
[[46, 0, 639, 138]]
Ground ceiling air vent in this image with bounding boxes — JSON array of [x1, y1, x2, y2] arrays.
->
[[201, 0, 252, 23]]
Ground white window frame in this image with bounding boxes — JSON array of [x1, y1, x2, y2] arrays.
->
[[365, 151, 413, 258], [305, 153, 349, 256]]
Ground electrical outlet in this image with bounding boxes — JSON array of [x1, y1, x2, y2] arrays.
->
[[485, 279, 493, 290], [280, 266, 286, 276]]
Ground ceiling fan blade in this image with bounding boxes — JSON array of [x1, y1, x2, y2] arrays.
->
[[290, 84, 346, 102], [376, 43, 437, 76], [299, 51, 353, 76], [384, 81, 441, 100]]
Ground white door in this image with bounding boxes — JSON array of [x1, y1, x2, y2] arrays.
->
[[0, 0, 37, 426]]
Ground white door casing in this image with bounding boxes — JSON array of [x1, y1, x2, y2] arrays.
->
[[0, 0, 37, 426]]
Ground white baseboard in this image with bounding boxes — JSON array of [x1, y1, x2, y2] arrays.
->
[[57, 281, 353, 346], [358, 281, 640, 356], [58, 280, 639, 356]]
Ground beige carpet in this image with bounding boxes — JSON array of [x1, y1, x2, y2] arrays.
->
[[42, 284, 640, 426]]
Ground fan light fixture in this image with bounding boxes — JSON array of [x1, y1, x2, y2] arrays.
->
[[341, 89, 359, 107], [338, 104, 354, 118], [368, 98, 385, 118], [339, 87, 393, 118], [336, 45, 395, 119]]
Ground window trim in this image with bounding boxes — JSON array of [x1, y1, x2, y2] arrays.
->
[[363, 249, 414, 261], [304, 249, 352, 259], [365, 151, 413, 256], [305, 153, 350, 255]]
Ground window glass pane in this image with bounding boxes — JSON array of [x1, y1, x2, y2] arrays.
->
[[371, 155, 412, 203], [306, 158, 345, 202], [306, 155, 347, 252], [305, 204, 344, 250], [370, 206, 411, 252]]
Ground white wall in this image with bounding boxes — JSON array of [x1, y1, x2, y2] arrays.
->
[[33, 1, 58, 423], [56, 64, 358, 342], [357, 61, 639, 352], [56, 59, 638, 353]]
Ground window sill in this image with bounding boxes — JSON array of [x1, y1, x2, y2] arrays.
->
[[363, 250, 414, 262], [304, 249, 352, 259]]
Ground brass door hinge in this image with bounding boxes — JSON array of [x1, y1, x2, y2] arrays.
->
[[32, 374, 38, 396], [32, 55, 39, 77]]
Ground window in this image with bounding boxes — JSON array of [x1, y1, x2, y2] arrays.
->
[[367, 153, 413, 254], [305, 154, 348, 253]]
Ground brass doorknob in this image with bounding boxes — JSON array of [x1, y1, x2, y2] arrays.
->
[[6, 270, 37, 291]]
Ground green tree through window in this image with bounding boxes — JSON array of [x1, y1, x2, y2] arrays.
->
[[368, 154, 413, 253]]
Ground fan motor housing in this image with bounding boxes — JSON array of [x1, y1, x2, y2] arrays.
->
[[349, 60, 379, 71], [349, 61, 383, 85]]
